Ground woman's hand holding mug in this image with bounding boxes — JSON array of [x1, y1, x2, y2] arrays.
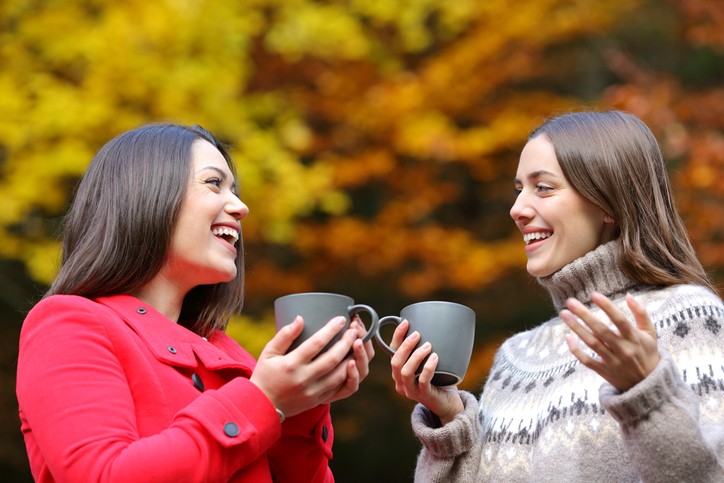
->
[[250, 293, 377, 418], [380, 301, 475, 426]]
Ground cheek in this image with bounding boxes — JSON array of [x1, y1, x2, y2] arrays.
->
[[570, 214, 607, 253]]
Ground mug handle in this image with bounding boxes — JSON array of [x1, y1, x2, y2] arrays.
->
[[373, 315, 402, 357], [347, 304, 379, 344]]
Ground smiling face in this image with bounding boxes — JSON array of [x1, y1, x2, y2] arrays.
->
[[163, 139, 249, 291], [510, 135, 616, 277]]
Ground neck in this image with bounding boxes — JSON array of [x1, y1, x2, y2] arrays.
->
[[536, 241, 640, 312], [130, 272, 189, 323]]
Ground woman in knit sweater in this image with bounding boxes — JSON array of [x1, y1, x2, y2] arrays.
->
[[389, 110, 724, 482]]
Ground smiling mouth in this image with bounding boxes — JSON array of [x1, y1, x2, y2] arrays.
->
[[212, 227, 239, 246], [523, 232, 552, 245]]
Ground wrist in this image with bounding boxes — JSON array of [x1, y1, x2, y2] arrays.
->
[[434, 391, 465, 426], [437, 407, 462, 426]]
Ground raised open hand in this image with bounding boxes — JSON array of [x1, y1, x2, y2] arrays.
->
[[561, 292, 659, 392]]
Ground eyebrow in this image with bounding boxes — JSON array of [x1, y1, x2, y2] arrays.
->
[[514, 169, 558, 184]]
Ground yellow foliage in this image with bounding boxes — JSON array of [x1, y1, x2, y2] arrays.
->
[[6, 2, 724, 478], [23, 239, 62, 285], [0, 0, 654, 304], [225, 312, 277, 359], [265, 2, 371, 61]]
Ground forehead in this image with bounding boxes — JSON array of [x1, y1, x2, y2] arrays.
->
[[515, 135, 563, 179], [190, 139, 231, 174]]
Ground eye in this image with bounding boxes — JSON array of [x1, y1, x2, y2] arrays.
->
[[535, 184, 553, 193], [205, 177, 222, 188], [512, 187, 522, 196]]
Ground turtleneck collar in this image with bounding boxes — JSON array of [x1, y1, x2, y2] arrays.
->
[[536, 241, 640, 312]]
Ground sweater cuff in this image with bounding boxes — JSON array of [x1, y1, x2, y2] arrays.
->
[[600, 350, 683, 426], [411, 391, 479, 458]]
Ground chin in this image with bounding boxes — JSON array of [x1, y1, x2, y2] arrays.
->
[[526, 261, 556, 278], [218, 269, 237, 283], [199, 266, 237, 285]]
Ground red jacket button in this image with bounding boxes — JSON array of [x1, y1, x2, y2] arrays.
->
[[224, 422, 239, 437]]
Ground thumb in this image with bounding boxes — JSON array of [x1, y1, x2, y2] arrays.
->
[[260, 316, 303, 359], [626, 294, 655, 336]]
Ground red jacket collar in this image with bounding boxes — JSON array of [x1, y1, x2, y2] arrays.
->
[[95, 294, 256, 374]]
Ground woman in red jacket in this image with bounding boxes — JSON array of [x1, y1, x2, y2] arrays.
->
[[16, 123, 374, 482]]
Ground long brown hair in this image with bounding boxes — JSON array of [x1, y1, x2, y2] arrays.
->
[[47, 123, 245, 336], [530, 110, 715, 292]]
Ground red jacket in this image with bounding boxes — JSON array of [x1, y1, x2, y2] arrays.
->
[[16, 294, 334, 483]]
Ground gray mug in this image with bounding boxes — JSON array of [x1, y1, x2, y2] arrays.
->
[[274, 292, 379, 354], [375, 301, 475, 387]]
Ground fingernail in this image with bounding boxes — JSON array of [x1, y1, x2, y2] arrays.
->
[[337, 317, 346, 326], [348, 329, 358, 339], [422, 342, 431, 350], [407, 331, 420, 340]]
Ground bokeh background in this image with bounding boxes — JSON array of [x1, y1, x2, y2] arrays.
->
[[2, 0, 724, 481]]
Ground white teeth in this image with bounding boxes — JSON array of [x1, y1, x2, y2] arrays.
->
[[524, 232, 552, 244], [212, 227, 239, 245]]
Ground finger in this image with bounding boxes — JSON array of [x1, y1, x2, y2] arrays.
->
[[590, 292, 635, 339], [293, 316, 347, 362], [565, 298, 621, 347], [341, 359, 360, 395], [560, 309, 614, 361], [350, 318, 375, 360], [391, 330, 419, 374], [401, 342, 432, 395], [350, 316, 368, 338], [351, 338, 370, 380], [324, 359, 360, 403], [364, 338, 375, 360], [389, 320, 409, 352], [261, 316, 304, 358], [318, 359, 357, 404], [416, 351, 439, 389], [626, 293, 655, 336], [307, 327, 358, 380], [565, 334, 607, 374]]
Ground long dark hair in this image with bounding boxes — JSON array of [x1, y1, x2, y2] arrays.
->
[[530, 110, 715, 292], [47, 123, 245, 336]]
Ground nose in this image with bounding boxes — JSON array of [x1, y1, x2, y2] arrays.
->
[[510, 191, 532, 222], [225, 193, 249, 222]]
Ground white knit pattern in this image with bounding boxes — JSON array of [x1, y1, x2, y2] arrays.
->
[[413, 242, 724, 483]]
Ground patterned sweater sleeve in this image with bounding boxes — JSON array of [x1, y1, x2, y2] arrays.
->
[[411, 391, 483, 482], [600, 286, 724, 483]]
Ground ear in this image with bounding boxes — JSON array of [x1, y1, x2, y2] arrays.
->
[[604, 215, 614, 223]]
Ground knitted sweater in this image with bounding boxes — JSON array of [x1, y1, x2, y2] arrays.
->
[[412, 242, 724, 482]]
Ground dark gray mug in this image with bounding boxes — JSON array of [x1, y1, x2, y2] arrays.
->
[[274, 292, 379, 354], [375, 301, 475, 387]]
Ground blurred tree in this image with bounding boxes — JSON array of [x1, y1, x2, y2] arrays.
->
[[0, 0, 634, 293], [601, 0, 724, 279], [2, 0, 724, 481]]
